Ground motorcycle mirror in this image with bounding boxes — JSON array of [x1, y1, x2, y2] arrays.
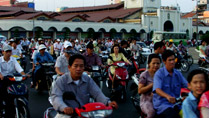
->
[[63, 92, 76, 100]]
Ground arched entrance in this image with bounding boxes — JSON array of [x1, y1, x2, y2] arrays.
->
[[164, 21, 174, 32]]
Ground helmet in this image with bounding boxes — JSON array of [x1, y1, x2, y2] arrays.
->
[[169, 39, 174, 42]]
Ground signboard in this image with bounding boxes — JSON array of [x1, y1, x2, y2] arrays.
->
[[28, 2, 35, 9]]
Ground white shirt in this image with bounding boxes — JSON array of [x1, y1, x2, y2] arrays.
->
[[75, 44, 82, 51], [54, 42, 62, 51], [12, 47, 22, 56], [0, 56, 23, 76]]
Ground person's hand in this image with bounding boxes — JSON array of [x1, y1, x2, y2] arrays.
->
[[108, 101, 118, 109], [36, 62, 39, 65], [59, 72, 64, 76], [166, 96, 176, 104], [0, 74, 3, 80], [63, 107, 74, 115]]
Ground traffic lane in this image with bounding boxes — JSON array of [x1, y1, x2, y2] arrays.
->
[[27, 64, 199, 118]]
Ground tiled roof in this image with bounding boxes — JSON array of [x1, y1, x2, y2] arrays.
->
[[182, 12, 196, 18], [12, 12, 50, 20], [0, 10, 25, 17], [0, 6, 34, 12], [57, 7, 141, 22], [54, 14, 85, 21], [61, 3, 124, 13]]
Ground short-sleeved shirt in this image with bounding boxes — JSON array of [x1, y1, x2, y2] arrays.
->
[[182, 92, 200, 118], [199, 45, 207, 57], [199, 90, 209, 109], [0, 56, 23, 76], [139, 70, 153, 106], [55, 54, 69, 74], [12, 47, 22, 57], [83, 52, 102, 67], [153, 67, 188, 114]]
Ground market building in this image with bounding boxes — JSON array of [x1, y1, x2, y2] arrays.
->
[[0, 0, 207, 40]]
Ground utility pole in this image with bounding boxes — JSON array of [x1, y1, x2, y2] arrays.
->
[[196, 0, 199, 40], [32, 0, 35, 39]]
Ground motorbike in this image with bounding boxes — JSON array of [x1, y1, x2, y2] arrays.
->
[[198, 57, 209, 68], [180, 49, 193, 66], [35, 62, 56, 93], [175, 51, 190, 72], [0, 74, 30, 118], [87, 65, 104, 89], [106, 61, 129, 101], [99, 50, 109, 65], [44, 92, 113, 118], [12, 54, 26, 71]]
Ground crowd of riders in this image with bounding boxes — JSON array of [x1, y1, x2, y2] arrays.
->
[[0, 37, 208, 118]]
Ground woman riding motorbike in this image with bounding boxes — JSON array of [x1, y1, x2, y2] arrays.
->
[[107, 44, 132, 89], [138, 54, 161, 118]]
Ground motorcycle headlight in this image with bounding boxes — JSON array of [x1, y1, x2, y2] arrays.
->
[[116, 74, 121, 79], [81, 110, 113, 118], [126, 74, 129, 79]]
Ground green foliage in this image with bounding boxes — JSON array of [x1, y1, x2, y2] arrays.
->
[[200, 32, 209, 44]]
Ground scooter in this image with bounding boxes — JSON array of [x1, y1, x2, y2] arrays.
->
[[175, 51, 190, 72], [88, 65, 104, 89], [35, 62, 56, 93], [0, 74, 30, 118], [44, 92, 113, 118], [106, 61, 129, 101], [198, 57, 209, 68]]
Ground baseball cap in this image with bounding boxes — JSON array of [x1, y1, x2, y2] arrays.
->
[[64, 42, 72, 48], [38, 44, 46, 51], [3, 45, 12, 51], [57, 39, 61, 42], [75, 40, 79, 43], [9, 39, 15, 42], [38, 38, 43, 41]]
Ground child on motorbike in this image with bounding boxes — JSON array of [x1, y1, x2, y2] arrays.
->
[[182, 69, 208, 118], [138, 54, 161, 118]]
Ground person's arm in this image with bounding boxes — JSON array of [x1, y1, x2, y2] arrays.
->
[[200, 46, 207, 56], [51, 77, 68, 112], [179, 72, 188, 88], [153, 71, 176, 104], [138, 83, 153, 94], [201, 107, 209, 118], [182, 100, 199, 118], [95, 54, 102, 66], [121, 53, 131, 65], [55, 57, 64, 75]]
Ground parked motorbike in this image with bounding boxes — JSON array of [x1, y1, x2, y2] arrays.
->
[[35, 62, 56, 93], [106, 61, 129, 101], [44, 92, 113, 118], [0, 74, 30, 118]]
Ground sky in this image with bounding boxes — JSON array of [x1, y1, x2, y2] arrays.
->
[[17, 0, 197, 13]]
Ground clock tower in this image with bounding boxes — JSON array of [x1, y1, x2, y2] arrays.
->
[[124, 0, 161, 12]]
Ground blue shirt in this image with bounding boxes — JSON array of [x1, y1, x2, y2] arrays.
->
[[153, 67, 188, 114], [182, 92, 200, 118], [34, 52, 54, 72]]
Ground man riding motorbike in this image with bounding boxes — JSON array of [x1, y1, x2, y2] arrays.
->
[[50, 54, 118, 118], [83, 42, 104, 71], [153, 50, 188, 118], [31, 44, 54, 88], [0, 45, 27, 117]]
